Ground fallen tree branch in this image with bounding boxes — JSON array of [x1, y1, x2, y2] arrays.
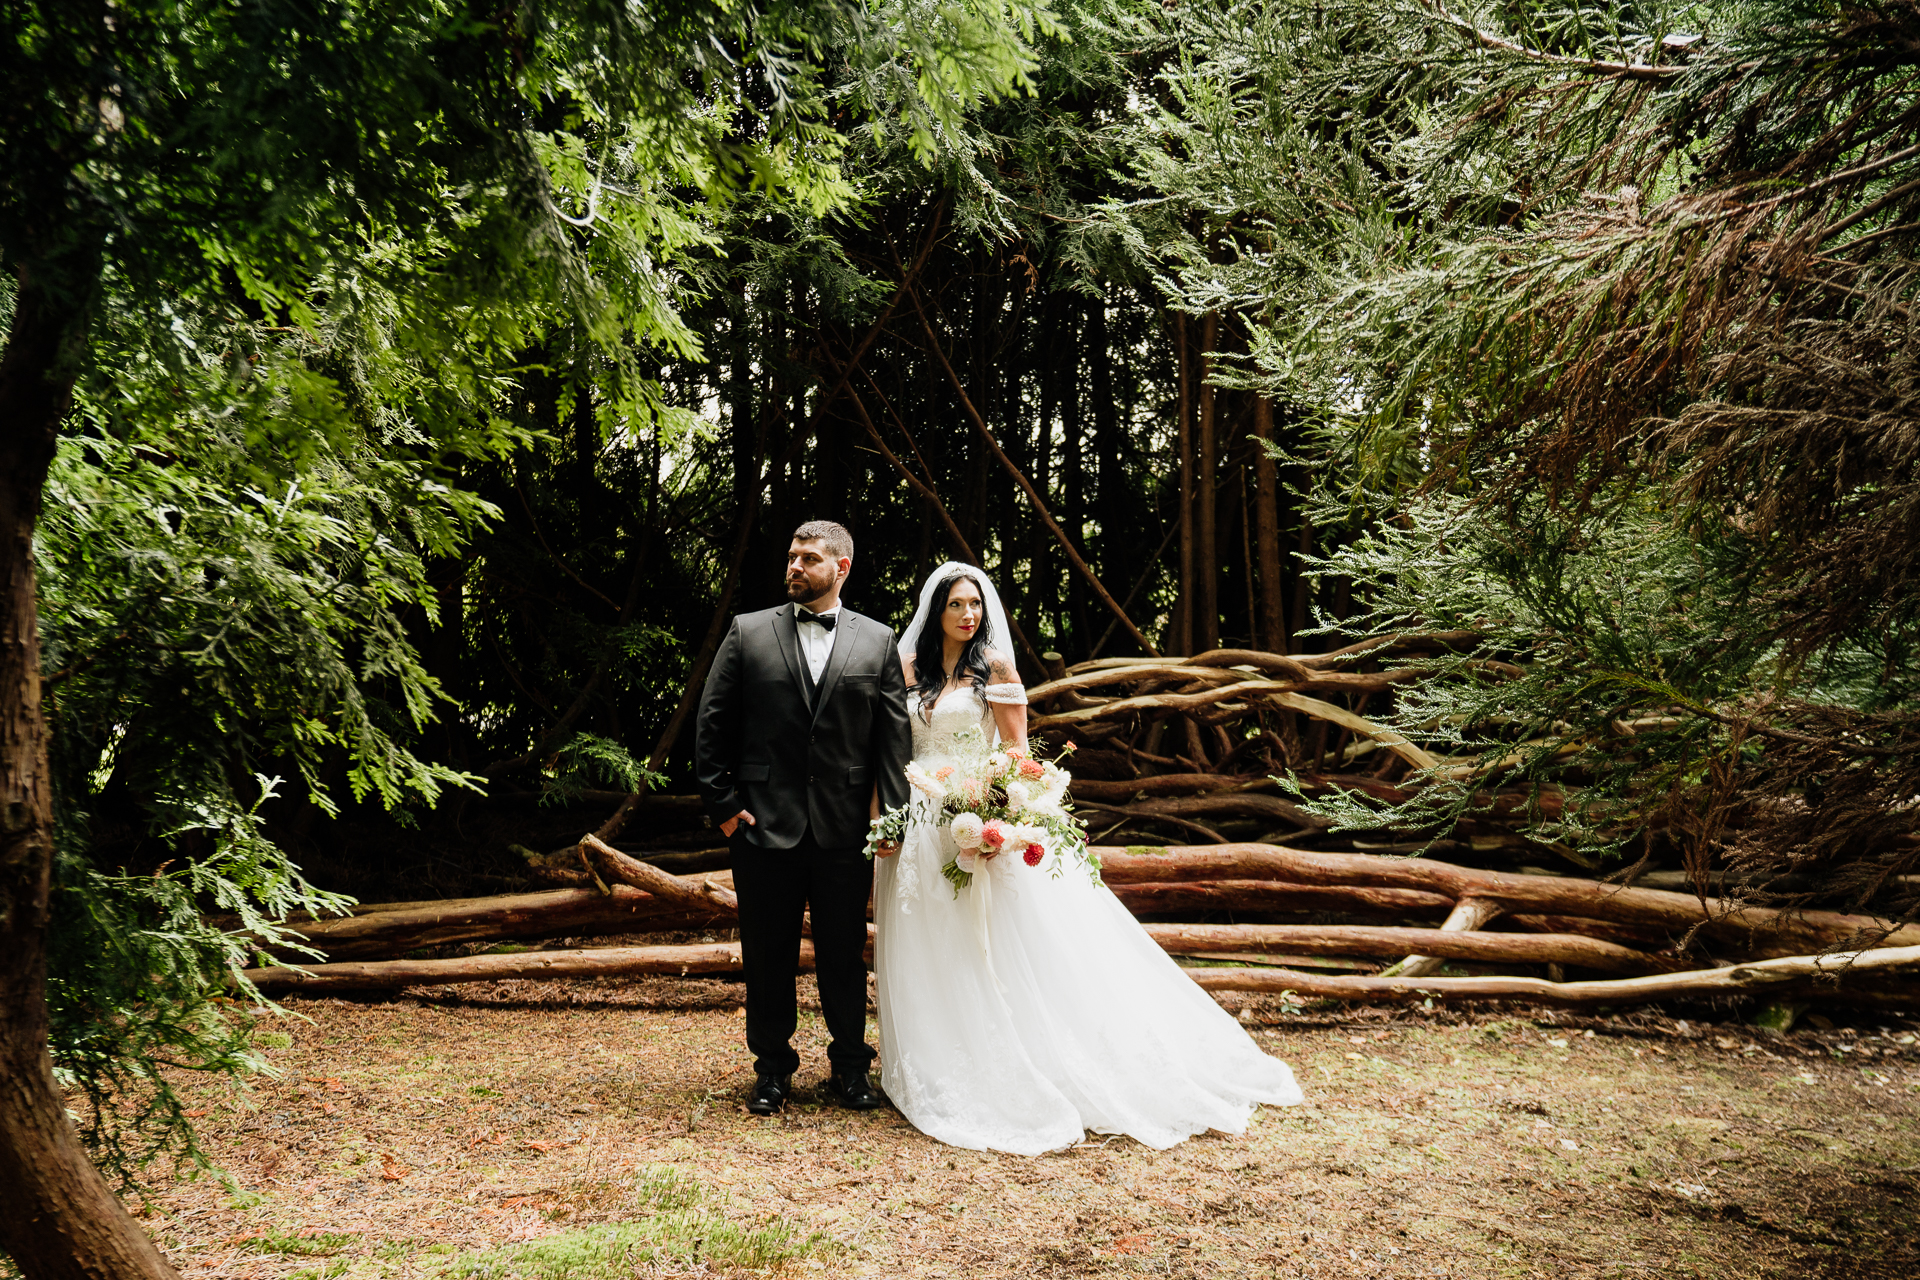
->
[[1186, 943, 1920, 1006], [1385, 896, 1505, 979], [1068, 773, 1265, 803], [243, 940, 768, 994], [1107, 879, 1452, 917], [1094, 844, 1920, 957], [580, 833, 739, 914], [270, 886, 730, 962], [1143, 921, 1673, 975]]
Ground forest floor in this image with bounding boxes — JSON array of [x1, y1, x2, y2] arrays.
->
[[128, 972, 1920, 1280]]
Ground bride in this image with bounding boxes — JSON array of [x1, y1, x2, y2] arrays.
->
[[872, 562, 1304, 1155]]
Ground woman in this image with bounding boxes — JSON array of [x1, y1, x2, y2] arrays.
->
[[872, 562, 1304, 1154]]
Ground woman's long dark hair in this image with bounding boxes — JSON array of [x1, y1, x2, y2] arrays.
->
[[907, 571, 993, 720]]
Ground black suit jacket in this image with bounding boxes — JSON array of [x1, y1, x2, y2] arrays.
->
[[694, 603, 913, 850]]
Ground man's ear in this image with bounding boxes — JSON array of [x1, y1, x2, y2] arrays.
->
[[836, 557, 852, 580]]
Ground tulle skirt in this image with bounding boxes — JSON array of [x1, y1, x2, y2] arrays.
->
[[872, 805, 1305, 1155]]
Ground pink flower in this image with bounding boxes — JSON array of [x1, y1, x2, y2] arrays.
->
[[980, 819, 1009, 851], [934, 765, 954, 780], [960, 777, 981, 805], [1017, 758, 1046, 780], [1022, 843, 1044, 867]]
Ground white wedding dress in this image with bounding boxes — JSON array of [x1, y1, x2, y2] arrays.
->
[[872, 683, 1305, 1155]]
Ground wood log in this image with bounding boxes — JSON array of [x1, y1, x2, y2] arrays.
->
[[1077, 802, 1227, 844], [1094, 844, 1920, 957], [269, 887, 733, 962], [1085, 792, 1328, 829], [1388, 897, 1504, 979], [1186, 952, 1381, 972], [262, 876, 1444, 965], [1142, 922, 1673, 975], [498, 791, 705, 812], [243, 921, 881, 994], [581, 833, 739, 913], [1184, 944, 1920, 1007], [1068, 774, 1262, 803], [1503, 913, 1681, 952], [242, 940, 772, 994], [1107, 880, 1451, 918]]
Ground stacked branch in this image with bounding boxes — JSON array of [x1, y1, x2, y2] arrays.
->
[[239, 840, 1920, 1011], [1028, 639, 1506, 852]]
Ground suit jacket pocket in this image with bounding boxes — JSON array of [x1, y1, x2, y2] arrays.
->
[[846, 765, 872, 786], [738, 763, 770, 782], [843, 673, 878, 684]]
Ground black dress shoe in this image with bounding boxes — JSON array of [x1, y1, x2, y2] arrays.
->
[[746, 1073, 791, 1115], [825, 1070, 884, 1110]]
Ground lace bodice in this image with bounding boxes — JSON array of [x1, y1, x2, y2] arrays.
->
[[909, 683, 1026, 759]]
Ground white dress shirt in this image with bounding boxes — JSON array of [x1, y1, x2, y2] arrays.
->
[[796, 605, 840, 683]]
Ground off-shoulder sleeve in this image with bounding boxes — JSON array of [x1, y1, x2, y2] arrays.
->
[[983, 682, 1028, 706]]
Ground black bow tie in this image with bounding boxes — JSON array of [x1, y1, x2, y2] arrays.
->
[[796, 608, 837, 631]]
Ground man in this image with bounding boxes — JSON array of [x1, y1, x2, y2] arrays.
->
[[693, 520, 913, 1114]]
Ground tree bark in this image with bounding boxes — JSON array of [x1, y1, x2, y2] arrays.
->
[[1251, 396, 1287, 652], [1, 274, 186, 1277]]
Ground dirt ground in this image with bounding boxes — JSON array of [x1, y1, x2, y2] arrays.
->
[[109, 973, 1920, 1280]]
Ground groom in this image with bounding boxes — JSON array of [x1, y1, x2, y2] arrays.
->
[[694, 520, 913, 1114]]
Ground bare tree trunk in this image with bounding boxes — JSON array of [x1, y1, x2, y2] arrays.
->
[[906, 281, 1160, 657], [1251, 396, 1286, 652], [1174, 313, 1194, 656], [839, 380, 1047, 673], [1196, 313, 1219, 652], [1, 275, 184, 1278]]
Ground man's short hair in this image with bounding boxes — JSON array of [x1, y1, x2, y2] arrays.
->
[[791, 520, 854, 563]]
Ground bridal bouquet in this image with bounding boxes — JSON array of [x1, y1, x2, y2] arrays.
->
[[864, 728, 1098, 892]]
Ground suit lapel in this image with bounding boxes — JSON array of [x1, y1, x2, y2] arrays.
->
[[810, 612, 859, 727], [772, 605, 810, 708]]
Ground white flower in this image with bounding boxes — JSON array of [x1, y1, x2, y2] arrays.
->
[[949, 813, 985, 849], [1023, 792, 1066, 820], [1004, 780, 1032, 813], [905, 762, 947, 800]]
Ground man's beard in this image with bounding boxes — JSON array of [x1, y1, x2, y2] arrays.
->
[[786, 574, 830, 604]]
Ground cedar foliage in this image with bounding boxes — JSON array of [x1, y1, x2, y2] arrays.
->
[[1123, 0, 1920, 924]]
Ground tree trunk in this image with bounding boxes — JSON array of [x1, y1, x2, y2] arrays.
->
[[1, 275, 184, 1278], [1174, 312, 1195, 656], [1196, 313, 1219, 652], [1251, 396, 1286, 652]]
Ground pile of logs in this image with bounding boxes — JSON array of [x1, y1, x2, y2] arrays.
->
[[1021, 638, 1541, 855], [238, 837, 1920, 1014]]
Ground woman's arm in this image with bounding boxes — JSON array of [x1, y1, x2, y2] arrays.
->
[[984, 651, 1028, 753]]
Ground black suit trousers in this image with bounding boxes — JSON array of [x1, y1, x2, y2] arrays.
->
[[731, 831, 875, 1078]]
